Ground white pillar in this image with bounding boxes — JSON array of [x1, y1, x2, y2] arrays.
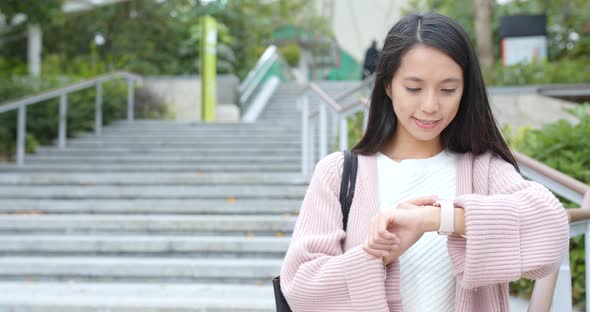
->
[[58, 94, 68, 149], [339, 116, 348, 151], [301, 96, 310, 176], [586, 230, 590, 312], [95, 82, 103, 135], [127, 78, 134, 121], [16, 107, 26, 166], [551, 252, 573, 311], [27, 24, 42, 77], [298, 49, 310, 82], [319, 101, 328, 158]]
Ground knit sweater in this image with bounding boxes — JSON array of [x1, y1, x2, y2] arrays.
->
[[279, 151, 570, 312], [377, 150, 456, 311]]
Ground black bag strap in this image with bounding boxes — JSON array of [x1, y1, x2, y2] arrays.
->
[[272, 151, 359, 312], [339, 150, 358, 232]]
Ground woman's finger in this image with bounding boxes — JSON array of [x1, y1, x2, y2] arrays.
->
[[368, 242, 399, 251], [364, 245, 393, 258], [364, 240, 387, 259], [372, 236, 399, 245], [379, 211, 398, 239]]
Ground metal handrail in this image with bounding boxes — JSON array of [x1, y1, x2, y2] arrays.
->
[[239, 45, 279, 94], [298, 77, 374, 114], [0, 71, 141, 165], [514, 151, 590, 219], [298, 71, 374, 176], [332, 75, 374, 102], [308, 98, 368, 119], [297, 74, 590, 311], [239, 45, 292, 108]]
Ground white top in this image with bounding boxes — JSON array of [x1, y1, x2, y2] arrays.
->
[[377, 149, 457, 311]]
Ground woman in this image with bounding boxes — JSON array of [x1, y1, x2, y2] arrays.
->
[[279, 12, 569, 312]]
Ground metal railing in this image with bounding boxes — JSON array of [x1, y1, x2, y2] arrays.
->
[[297, 74, 590, 311], [297, 74, 374, 176], [0, 71, 141, 165], [238, 45, 292, 114]]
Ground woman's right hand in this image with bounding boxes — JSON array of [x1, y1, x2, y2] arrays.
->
[[363, 195, 438, 266]]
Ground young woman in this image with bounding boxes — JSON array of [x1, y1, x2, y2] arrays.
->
[[279, 12, 570, 312]]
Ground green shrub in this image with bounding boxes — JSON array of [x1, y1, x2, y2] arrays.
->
[[0, 75, 128, 158], [489, 58, 590, 86], [279, 43, 301, 68]]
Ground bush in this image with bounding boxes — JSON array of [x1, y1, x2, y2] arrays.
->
[[279, 43, 301, 68], [0, 75, 128, 158], [488, 58, 590, 86]]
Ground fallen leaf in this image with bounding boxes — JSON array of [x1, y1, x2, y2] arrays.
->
[[14, 211, 43, 215], [227, 197, 236, 203]]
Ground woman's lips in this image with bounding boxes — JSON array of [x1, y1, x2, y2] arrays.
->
[[413, 117, 440, 129]]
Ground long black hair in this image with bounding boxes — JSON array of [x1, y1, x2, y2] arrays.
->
[[352, 12, 518, 170]]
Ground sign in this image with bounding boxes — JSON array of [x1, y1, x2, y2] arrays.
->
[[502, 36, 548, 66], [499, 14, 547, 66]]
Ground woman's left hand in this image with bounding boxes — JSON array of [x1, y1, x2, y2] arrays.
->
[[364, 195, 438, 266]]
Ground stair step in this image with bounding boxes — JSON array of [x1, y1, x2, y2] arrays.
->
[[0, 256, 282, 283], [25, 155, 301, 164], [106, 123, 296, 131], [77, 133, 302, 140], [71, 137, 301, 144], [0, 214, 296, 234], [0, 281, 274, 312], [66, 141, 301, 147], [34, 146, 302, 156], [0, 235, 290, 257], [0, 199, 301, 215], [0, 185, 307, 199], [0, 163, 301, 173], [0, 172, 307, 185]]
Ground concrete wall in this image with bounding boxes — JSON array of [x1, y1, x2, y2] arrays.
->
[[489, 91, 579, 130], [141, 75, 240, 122]]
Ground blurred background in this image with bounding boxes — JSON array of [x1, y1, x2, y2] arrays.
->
[[0, 0, 588, 311]]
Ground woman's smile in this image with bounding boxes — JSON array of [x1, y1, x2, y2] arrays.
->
[[413, 117, 440, 129]]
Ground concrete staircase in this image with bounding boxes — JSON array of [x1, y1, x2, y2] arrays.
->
[[0, 81, 358, 311]]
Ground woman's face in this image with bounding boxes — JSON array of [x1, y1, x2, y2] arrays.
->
[[385, 45, 464, 143]]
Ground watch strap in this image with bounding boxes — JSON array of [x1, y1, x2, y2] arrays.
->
[[437, 199, 455, 235]]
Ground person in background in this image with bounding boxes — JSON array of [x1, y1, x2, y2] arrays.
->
[[362, 39, 379, 80]]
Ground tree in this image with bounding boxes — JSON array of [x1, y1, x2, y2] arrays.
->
[[0, 0, 65, 75], [0, 0, 64, 26], [475, 0, 494, 70], [1, 0, 334, 78]]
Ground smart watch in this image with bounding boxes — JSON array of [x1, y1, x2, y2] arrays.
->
[[437, 199, 455, 235]]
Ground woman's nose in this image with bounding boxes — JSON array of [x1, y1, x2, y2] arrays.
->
[[420, 90, 440, 113]]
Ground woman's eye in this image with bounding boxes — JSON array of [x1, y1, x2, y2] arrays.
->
[[406, 87, 421, 93], [442, 89, 456, 94]]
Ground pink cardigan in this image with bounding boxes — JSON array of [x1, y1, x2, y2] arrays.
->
[[280, 151, 570, 311]]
